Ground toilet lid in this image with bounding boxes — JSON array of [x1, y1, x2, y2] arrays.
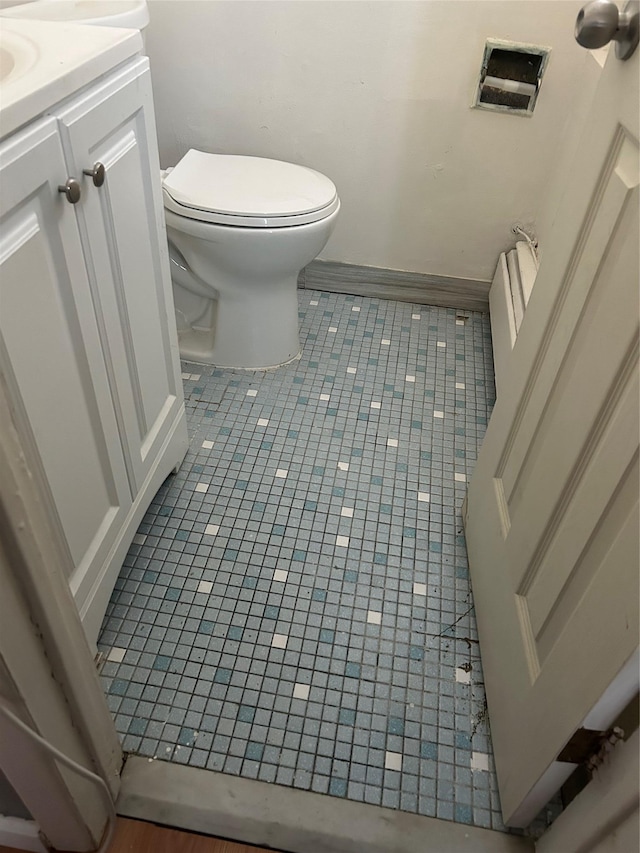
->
[[162, 149, 339, 228]]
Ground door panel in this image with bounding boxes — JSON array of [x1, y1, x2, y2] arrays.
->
[[57, 58, 183, 494], [0, 119, 131, 614], [464, 44, 639, 826]]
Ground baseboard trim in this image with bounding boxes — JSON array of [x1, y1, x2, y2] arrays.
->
[[298, 260, 490, 312], [0, 817, 48, 853], [118, 756, 531, 853]]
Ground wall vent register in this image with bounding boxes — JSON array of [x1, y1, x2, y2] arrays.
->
[[474, 39, 550, 116]]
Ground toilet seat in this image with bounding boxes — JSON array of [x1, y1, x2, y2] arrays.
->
[[162, 149, 339, 228]]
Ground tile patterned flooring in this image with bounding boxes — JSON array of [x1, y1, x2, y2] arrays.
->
[[98, 290, 506, 830]]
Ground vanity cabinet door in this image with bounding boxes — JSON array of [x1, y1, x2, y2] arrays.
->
[[57, 58, 185, 496], [0, 119, 132, 630]]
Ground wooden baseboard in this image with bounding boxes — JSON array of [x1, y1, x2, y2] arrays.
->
[[298, 260, 490, 312]]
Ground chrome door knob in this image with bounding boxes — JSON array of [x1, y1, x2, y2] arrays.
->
[[575, 0, 639, 60], [83, 162, 106, 188], [58, 178, 81, 204]]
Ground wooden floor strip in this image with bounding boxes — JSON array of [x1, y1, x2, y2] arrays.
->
[[0, 816, 277, 853], [106, 817, 277, 852]]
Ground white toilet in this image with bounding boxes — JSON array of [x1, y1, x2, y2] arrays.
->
[[162, 149, 340, 369], [1, 2, 340, 370]]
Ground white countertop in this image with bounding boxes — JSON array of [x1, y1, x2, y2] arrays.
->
[[0, 17, 141, 140]]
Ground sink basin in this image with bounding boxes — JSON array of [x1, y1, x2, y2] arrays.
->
[[0, 18, 141, 139], [0, 46, 14, 82], [0, 1, 148, 31], [0, 29, 39, 83]]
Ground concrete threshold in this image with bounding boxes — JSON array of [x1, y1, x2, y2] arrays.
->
[[118, 756, 533, 853]]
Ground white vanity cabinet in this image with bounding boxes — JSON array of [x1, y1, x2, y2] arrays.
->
[[0, 57, 188, 650], [0, 116, 134, 634], [57, 59, 183, 495]]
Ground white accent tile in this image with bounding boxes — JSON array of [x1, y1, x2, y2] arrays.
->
[[434, 411, 444, 419], [257, 418, 270, 427], [201, 440, 214, 449], [341, 507, 354, 517], [412, 313, 421, 320], [471, 752, 490, 771], [413, 582, 427, 596], [385, 751, 403, 771], [370, 401, 381, 410], [381, 339, 391, 346], [107, 647, 126, 663], [293, 683, 310, 700], [246, 389, 258, 397], [336, 535, 350, 547], [198, 580, 213, 594], [319, 394, 330, 402], [437, 341, 446, 348], [456, 382, 466, 390], [273, 569, 288, 583], [346, 367, 357, 374], [181, 373, 191, 380], [455, 472, 467, 482], [275, 469, 288, 479], [205, 524, 219, 536], [271, 633, 288, 649], [352, 306, 361, 312], [387, 438, 398, 448], [328, 327, 338, 333], [310, 300, 319, 305], [337, 462, 349, 472], [195, 483, 209, 493], [405, 375, 416, 383], [190, 374, 201, 381], [367, 610, 382, 625], [456, 667, 471, 684], [417, 492, 430, 503]]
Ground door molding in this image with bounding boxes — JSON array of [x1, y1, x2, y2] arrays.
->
[[0, 371, 121, 847]]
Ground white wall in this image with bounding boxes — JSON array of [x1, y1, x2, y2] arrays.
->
[[146, 0, 589, 282]]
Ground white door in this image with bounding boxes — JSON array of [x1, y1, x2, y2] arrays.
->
[[464, 39, 639, 828], [0, 119, 132, 621], [57, 58, 184, 495]]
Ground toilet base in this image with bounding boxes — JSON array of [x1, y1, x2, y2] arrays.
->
[[178, 325, 301, 370], [172, 269, 302, 370], [165, 204, 340, 371]]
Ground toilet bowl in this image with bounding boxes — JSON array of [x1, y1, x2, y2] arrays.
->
[[162, 149, 340, 369]]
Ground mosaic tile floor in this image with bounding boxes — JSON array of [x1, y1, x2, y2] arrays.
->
[[98, 289, 506, 830]]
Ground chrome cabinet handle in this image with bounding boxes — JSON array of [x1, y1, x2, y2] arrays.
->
[[58, 178, 81, 204], [83, 162, 106, 188], [575, 0, 639, 60]]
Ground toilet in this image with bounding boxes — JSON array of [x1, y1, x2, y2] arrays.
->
[[1, 1, 340, 370], [162, 149, 340, 369]]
